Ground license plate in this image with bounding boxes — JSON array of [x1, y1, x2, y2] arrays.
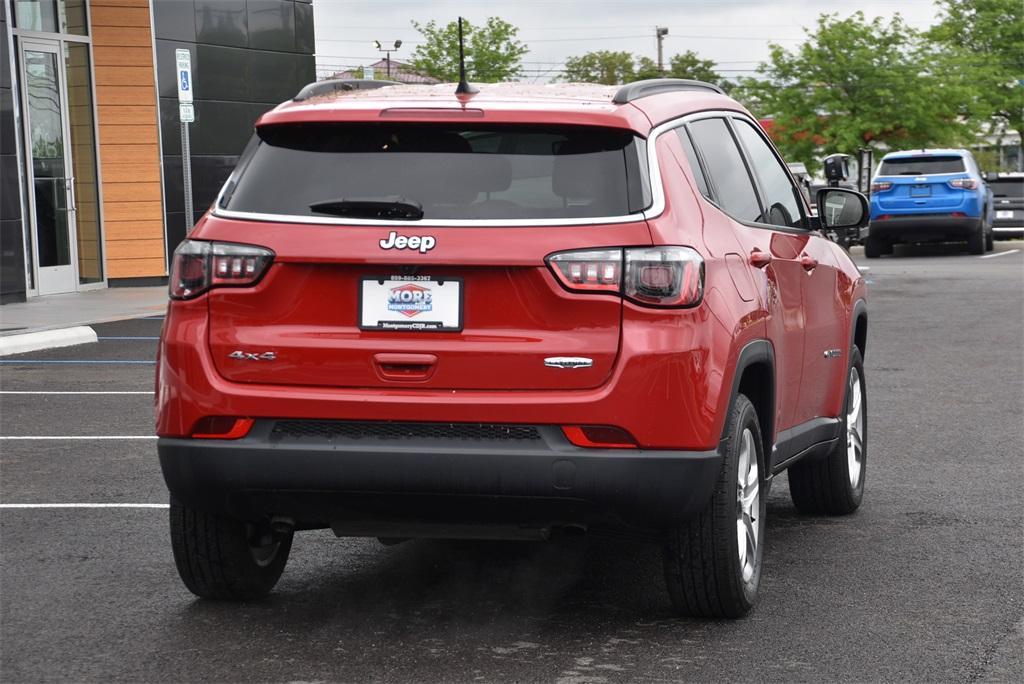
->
[[360, 276, 462, 331], [997, 210, 1014, 219], [910, 184, 931, 197]]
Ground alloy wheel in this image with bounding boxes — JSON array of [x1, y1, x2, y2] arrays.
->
[[735, 427, 760, 584], [846, 367, 865, 489]]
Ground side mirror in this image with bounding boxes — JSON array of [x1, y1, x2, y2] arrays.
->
[[817, 187, 869, 232]]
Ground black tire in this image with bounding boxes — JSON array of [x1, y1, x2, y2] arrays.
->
[[863, 236, 885, 259], [663, 394, 766, 619], [170, 498, 293, 600], [789, 347, 867, 516], [967, 220, 985, 255], [985, 230, 994, 252]]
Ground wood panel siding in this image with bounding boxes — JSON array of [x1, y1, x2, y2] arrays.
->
[[90, 0, 166, 278]]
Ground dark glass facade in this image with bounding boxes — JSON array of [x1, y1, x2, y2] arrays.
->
[[153, 0, 315, 263], [1, 11, 26, 303]]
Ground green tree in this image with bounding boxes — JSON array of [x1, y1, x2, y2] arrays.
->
[[563, 50, 637, 84], [408, 17, 528, 83], [563, 50, 725, 86], [738, 12, 977, 174], [929, 0, 1024, 138], [667, 51, 724, 86]]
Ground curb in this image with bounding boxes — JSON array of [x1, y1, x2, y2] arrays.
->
[[0, 326, 98, 357]]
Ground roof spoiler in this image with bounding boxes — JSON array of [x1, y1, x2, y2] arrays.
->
[[612, 78, 724, 104], [293, 79, 401, 102]]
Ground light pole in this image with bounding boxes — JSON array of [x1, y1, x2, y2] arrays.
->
[[655, 27, 669, 75], [374, 39, 402, 79]]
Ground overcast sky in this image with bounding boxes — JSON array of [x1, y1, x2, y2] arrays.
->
[[312, 0, 942, 81]]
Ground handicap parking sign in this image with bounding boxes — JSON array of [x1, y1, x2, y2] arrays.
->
[[175, 49, 193, 104]]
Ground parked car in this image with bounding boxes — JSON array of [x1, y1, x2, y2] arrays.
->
[[157, 78, 870, 618], [787, 162, 812, 204], [987, 172, 1024, 239], [866, 149, 994, 257]]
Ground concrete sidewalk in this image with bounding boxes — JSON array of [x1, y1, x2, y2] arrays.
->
[[0, 287, 167, 337]]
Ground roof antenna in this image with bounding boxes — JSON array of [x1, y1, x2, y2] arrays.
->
[[455, 17, 478, 96]]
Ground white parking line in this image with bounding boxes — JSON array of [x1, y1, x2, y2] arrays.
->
[[980, 249, 1020, 259], [0, 391, 152, 395], [0, 436, 157, 440], [0, 503, 168, 509]]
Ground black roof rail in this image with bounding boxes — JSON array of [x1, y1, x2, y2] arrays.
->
[[293, 79, 401, 102], [612, 78, 724, 104]]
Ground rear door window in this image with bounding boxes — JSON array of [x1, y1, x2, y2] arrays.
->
[[687, 117, 762, 223], [878, 156, 966, 176], [732, 119, 804, 229], [221, 124, 650, 221]]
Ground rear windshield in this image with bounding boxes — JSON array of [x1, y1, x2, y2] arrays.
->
[[990, 178, 1024, 198], [878, 156, 966, 176], [221, 124, 650, 221]]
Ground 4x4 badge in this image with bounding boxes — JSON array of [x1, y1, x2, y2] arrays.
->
[[379, 231, 436, 254], [229, 350, 277, 361]]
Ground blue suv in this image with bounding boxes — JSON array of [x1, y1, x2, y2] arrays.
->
[[865, 149, 994, 257]]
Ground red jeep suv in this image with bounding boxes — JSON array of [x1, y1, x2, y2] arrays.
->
[[157, 79, 870, 618]]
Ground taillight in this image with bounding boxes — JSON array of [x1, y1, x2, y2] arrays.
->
[[546, 249, 622, 293], [871, 181, 892, 193], [948, 178, 977, 190], [624, 247, 703, 307], [546, 246, 704, 308], [169, 240, 274, 300]]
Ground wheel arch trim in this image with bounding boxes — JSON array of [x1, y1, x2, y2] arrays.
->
[[851, 299, 867, 359], [723, 339, 776, 461]]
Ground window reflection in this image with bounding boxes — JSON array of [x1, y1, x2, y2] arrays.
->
[[24, 49, 71, 268], [65, 42, 102, 283], [14, 0, 88, 35]]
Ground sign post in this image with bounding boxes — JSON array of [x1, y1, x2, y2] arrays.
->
[[857, 148, 874, 196], [175, 49, 194, 230]]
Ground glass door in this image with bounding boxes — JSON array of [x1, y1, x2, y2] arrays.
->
[[18, 39, 78, 295]]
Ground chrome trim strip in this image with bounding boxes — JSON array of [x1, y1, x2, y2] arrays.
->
[[210, 207, 648, 228], [544, 357, 594, 369]]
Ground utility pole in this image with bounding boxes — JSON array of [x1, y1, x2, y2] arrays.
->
[[655, 27, 669, 75]]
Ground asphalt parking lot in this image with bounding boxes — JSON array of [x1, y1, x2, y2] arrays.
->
[[1, 242, 1022, 683]]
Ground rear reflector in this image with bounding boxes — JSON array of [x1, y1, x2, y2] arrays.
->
[[562, 425, 638, 449], [191, 417, 254, 440]]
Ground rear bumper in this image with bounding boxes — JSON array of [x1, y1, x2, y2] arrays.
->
[[868, 215, 980, 243], [158, 421, 722, 532], [992, 224, 1024, 238]]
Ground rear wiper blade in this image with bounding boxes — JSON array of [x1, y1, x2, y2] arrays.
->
[[309, 197, 423, 220]]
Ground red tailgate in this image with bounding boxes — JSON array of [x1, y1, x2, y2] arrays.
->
[[203, 218, 651, 391]]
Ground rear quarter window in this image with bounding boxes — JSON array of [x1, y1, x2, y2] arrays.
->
[[220, 124, 650, 221]]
